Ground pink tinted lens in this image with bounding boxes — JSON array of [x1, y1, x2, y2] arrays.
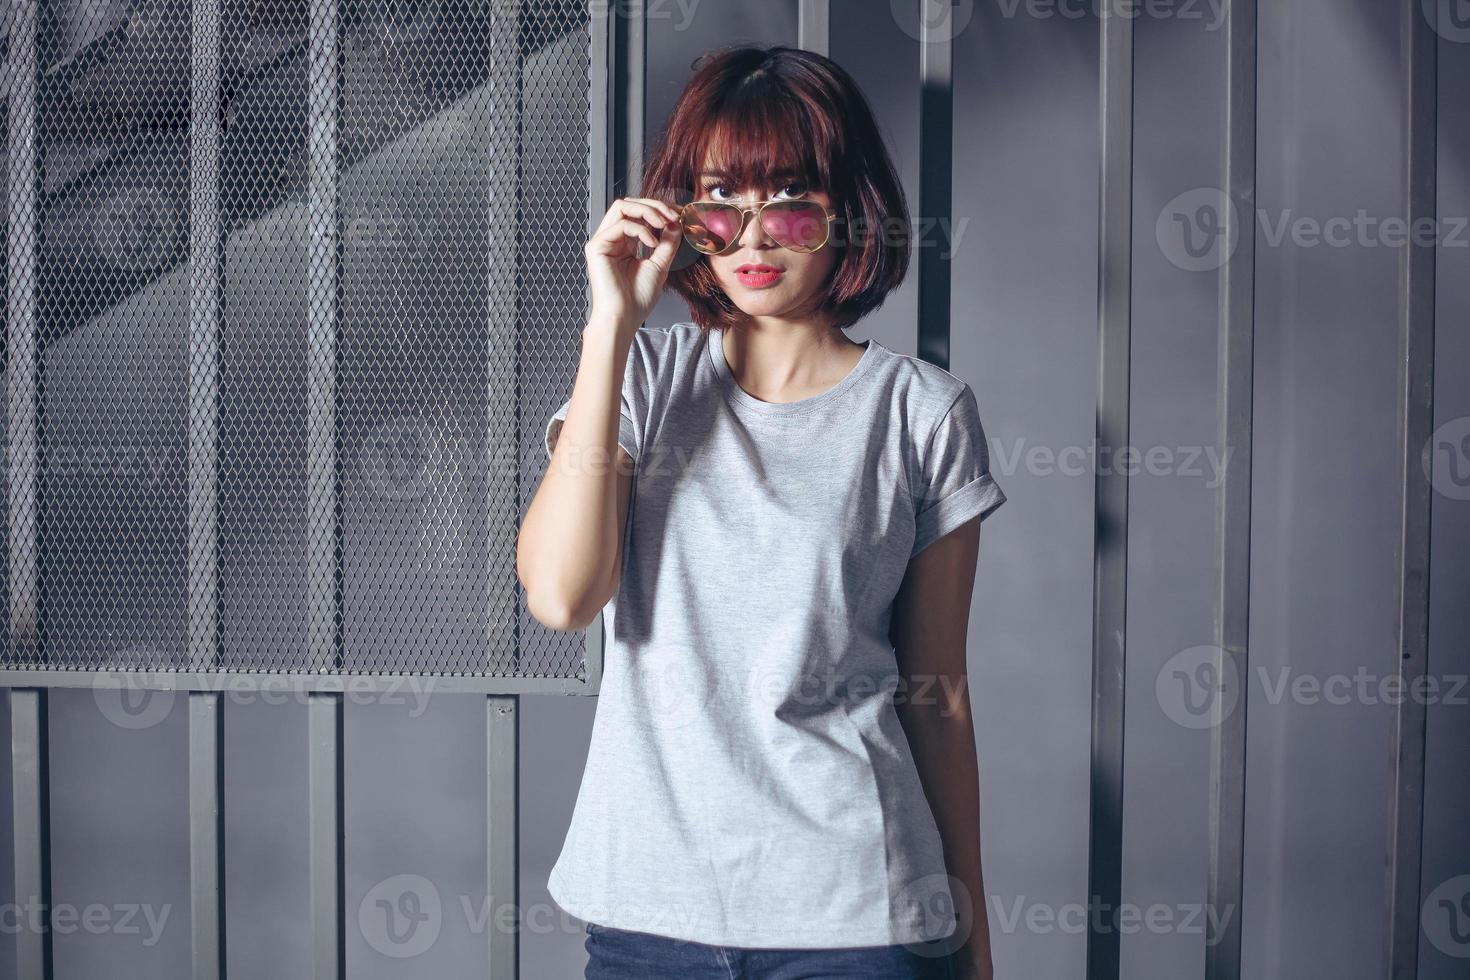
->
[[684, 201, 828, 253], [760, 202, 828, 250], [684, 203, 743, 253]]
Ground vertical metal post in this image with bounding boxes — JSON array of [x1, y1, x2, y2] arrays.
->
[[7, 4, 50, 976], [916, 0, 953, 369], [189, 695, 226, 980], [798, 0, 830, 57], [188, 3, 228, 975], [486, 2, 525, 972], [188, 0, 223, 679], [7, 0, 41, 666], [612, 0, 645, 200], [307, 0, 344, 679], [487, 696, 519, 978], [1386, 1, 1437, 975], [1088, 2, 1132, 977], [307, 0, 345, 976], [309, 694, 345, 980], [1207, 2, 1256, 979], [11, 691, 50, 980], [486, 0, 522, 677], [588, 2, 612, 244]]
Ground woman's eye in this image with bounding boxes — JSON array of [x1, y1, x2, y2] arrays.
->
[[701, 181, 806, 202]]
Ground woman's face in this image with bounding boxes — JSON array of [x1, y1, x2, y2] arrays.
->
[[692, 159, 839, 322]]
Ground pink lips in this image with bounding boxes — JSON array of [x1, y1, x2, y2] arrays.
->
[[736, 265, 783, 288]]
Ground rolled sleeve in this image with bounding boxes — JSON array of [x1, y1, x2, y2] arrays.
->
[[910, 385, 1007, 557]]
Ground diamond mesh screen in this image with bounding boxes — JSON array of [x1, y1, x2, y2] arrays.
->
[[1, 0, 593, 679]]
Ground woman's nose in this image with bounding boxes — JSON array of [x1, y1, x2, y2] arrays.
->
[[738, 205, 777, 248]]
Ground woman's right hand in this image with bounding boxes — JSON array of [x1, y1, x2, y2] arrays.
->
[[585, 197, 684, 332]]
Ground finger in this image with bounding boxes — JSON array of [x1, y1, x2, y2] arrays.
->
[[586, 218, 652, 256], [640, 223, 683, 271], [609, 217, 658, 250], [619, 197, 682, 229]]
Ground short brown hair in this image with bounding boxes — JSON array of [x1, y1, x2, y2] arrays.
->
[[640, 44, 910, 333]]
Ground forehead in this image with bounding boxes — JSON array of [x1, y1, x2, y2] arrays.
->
[[695, 168, 804, 188], [695, 137, 810, 189]]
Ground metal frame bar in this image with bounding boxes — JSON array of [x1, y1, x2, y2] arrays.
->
[[11, 691, 51, 980], [1207, 2, 1256, 978], [798, 0, 830, 57], [611, 0, 645, 202], [187, 1, 228, 974], [308, 693, 345, 980], [0, 669, 591, 694], [486, 0, 522, 678], [189, 693, 226, 980], [1386, 1, 1437, 976], [7, 4, 51, 977], [487, 695, 519, 978], [917, 0, 953, 369], [307, 0, 346, 976], [1087, 2, 1132, 977]]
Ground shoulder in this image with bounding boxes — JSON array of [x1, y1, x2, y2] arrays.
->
[[872, 344, 976, 443], [628, 321, 704, 374], [635, 320, 704, 351]]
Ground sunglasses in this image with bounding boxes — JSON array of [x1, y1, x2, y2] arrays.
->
[[678, 199, 840, 255]]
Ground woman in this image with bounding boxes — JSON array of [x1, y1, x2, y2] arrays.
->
[[518, 43, 1005, 980]]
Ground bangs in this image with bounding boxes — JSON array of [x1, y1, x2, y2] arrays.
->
[[691, 95, 834, 196]]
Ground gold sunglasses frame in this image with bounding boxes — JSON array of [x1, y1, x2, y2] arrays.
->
[[678, 199, 841, 255]]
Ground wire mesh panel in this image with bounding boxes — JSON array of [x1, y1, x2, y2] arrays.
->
[[1, 0, 595, 686]]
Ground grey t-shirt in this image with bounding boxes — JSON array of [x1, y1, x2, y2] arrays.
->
[[542, 320, 1006, 949]]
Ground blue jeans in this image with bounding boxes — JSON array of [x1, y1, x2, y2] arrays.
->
[[583, 921, 958, 979]]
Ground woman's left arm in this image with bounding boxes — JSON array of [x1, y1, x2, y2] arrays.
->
[[890, 515, 994, 980]]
